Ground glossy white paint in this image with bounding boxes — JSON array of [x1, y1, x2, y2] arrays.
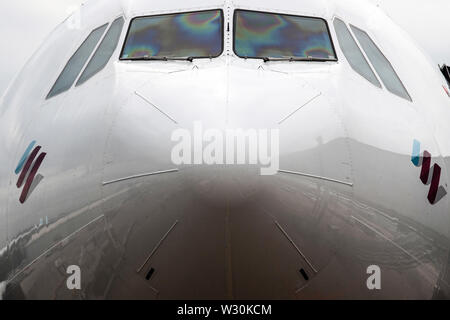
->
[[0, 0, 449, 299]]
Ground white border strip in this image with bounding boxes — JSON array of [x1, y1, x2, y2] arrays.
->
[[278, 169, 353, 187], [103, 169, 179, 186]]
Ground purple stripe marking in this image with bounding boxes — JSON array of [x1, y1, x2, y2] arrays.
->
[[19, 152, 46, 204], [428, 164, 441, 205], [420, 151, 431, 185]]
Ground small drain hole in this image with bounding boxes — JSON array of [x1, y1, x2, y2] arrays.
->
[[300, 268, 309, 281], [146, 268, 155, 280]]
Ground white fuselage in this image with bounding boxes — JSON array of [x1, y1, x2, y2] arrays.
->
[[0, 0, 449, 299]]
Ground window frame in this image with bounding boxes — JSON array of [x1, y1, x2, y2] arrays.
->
[[46, 23, 109, 100], [232, 8, 338, 62], [76, 17, 125, 87], [349, 24, 412, 102], [119, 9, 225, 61], [332, 17, 382, 89]]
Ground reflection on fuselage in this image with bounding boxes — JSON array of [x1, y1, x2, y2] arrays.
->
[[1, 0, 450, 300]]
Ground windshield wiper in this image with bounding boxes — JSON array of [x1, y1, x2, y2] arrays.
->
[[124, 56, 195, 62], [262, 56, 337, 62]]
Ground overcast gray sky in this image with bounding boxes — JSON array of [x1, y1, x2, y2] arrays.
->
[[0, 0, 449, 97]]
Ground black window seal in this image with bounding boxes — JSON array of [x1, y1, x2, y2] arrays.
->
[[232, 9, 338, 62], [441, 64, 450, 87], [119, 9, 225, 62]]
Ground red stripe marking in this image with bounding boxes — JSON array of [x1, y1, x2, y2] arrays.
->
[[420, 151, 431, 184], [19, 152, 46, 204], [16, 146, 41, 188], [428, 164, 441, 204]]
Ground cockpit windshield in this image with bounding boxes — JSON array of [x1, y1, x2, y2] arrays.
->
[[121, 10, 224, 61], [234, 10, 336, 61]]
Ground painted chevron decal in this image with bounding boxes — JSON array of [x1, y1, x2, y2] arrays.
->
[[15, 141, 47, 204], [411, 139, 446, 205]]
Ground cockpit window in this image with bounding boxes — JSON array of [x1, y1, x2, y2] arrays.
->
[[120, 10, 224, 60], [77, 17, 125, 86], [350, 25, 412, 101], [47, 24, 108, 99], [233, 10, 337, 61], [333, 18, 381, 88]]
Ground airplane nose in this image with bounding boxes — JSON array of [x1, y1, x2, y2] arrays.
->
[[95, 65, 354, 298], [181, 165, 265, 208], [102, 64, 351, 203], [101, 63, 339, 187], [98, 151, 338, 299]]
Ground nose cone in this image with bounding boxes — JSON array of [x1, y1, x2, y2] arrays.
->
[[182, 165, 265, 208], [98, 63, 353, 298], [103, 63, 351, 197]]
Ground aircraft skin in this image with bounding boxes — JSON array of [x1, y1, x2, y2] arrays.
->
[[0, 0, 450, 299]]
